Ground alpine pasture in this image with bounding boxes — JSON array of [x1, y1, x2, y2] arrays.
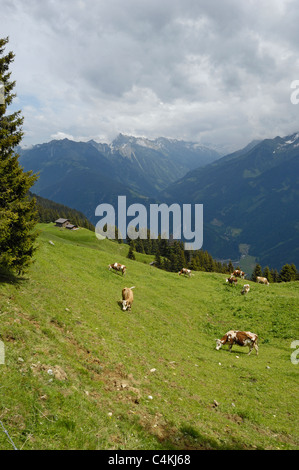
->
[[0, 224, 298, 450]]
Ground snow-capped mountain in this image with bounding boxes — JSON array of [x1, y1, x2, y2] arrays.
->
[[90, 133, 220, 169], [18, 134, 220, 222]]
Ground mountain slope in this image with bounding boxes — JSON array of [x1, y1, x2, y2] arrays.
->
[[0, 224, 298, 449], [29, 192, 95, 230], [19, 139, 151, 223], [161, 132, 299, 269]]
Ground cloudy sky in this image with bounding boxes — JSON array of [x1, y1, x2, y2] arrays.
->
[[2, 0, 299, 151]]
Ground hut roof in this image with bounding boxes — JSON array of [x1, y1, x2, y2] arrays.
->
[[55, 218, 70, 224]]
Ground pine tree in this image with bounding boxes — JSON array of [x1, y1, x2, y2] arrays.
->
[[189, 253, 199, 271], [178, 247, 186, 271], [279, 264, 293, 282], [169, 251, 180, 272], [251, 263, 262, 281], [290, 264, 297, 281], [228, 260, 234, 274], [270, 268, 279, 283], [0, 37, 38, 274], [127, 243, 136, 260], [154, 249, 161, 268], [263, 266, 273, 283]]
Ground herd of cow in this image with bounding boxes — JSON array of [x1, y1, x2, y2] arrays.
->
[[107, 262, 268, 356], [226, 269, 269, 288]]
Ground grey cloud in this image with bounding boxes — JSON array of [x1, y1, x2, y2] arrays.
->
[[1, 0, 299, 149]]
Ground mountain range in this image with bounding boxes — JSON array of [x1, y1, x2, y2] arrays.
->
[[18, 132, 299, 269], [161, 132, 299, 269], [19, 135, 220, 221]]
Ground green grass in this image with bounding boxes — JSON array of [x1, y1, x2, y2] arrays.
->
[[0, 223, 298, 450]]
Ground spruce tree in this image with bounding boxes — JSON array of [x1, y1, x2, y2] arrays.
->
[[290, 264, 297, 281], [279, 264, 293, 282], [154, 249, 161, 269], [127, 242, 136, 260], [270, 268, 279, 283], [263, 266, 273, 283], [228, 260, 234, 274], [0, 37, 38, 274], [251, 263, 262, 281]]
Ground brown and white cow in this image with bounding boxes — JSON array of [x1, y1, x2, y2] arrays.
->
[[215, 330, 258, 355], [108, 262, 126, 275], [178, 268, 192, 277], [241, 284, 250, 295], [121, 286, 135, 311], [256, 276, 269, 285], [226, 276, 238, 286], [233, 269, 246, 279]]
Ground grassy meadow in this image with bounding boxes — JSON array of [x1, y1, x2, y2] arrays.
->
[[0, 224, 298, 450]]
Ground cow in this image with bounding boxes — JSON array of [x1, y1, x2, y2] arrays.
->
[[226, 276, 238, 286], [121, 286, 135, 311], [178, 268, 192, 277], [256, 276, 269, 285], [108, 262, 126, 275], [215, 330, 258, 355], [233, 269, 246, 279], [241, 284, 250, 295]]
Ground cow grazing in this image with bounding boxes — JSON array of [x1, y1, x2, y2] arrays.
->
[[226, 276, 238, 286], [178, 268, 192, 277], [121, 286, 135, 311], [108, 262, 126, 275], [256, 276, 269, 285], [215, 330, 258, 355], [233, 269, 245, 279], [241, 284, 250, 295]]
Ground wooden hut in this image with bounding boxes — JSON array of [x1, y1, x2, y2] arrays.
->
[[55, 218, 70, 228]]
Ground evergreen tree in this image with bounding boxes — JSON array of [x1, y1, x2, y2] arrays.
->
[[159, 237, 169, 258], [290, 264, 297, 281], [127, 243, 136, 260], [115, 226, 123, 243], [228, 260, 234, 273], [0, 37, 38, 274], [263, 266, 273, 283], [135, 238, 145, 254], [154, 249, 161, 268], [222, 263, 230, 274], [251, 263, 262, 281], [270, 268, 279, 283], [143, 231, 152, 254], [178, 247, 186, 270], [162, 257, 171, 272], [202, 251, 213, 272], [169, 252, 179, 272], [189, 253, 200, 271], [279, 264, 293, 282]]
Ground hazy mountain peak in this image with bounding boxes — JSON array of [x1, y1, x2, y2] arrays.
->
[[277, 131, 299, 149]]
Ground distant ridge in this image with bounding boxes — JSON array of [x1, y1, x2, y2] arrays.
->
[[161, 132, 299, 269]]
